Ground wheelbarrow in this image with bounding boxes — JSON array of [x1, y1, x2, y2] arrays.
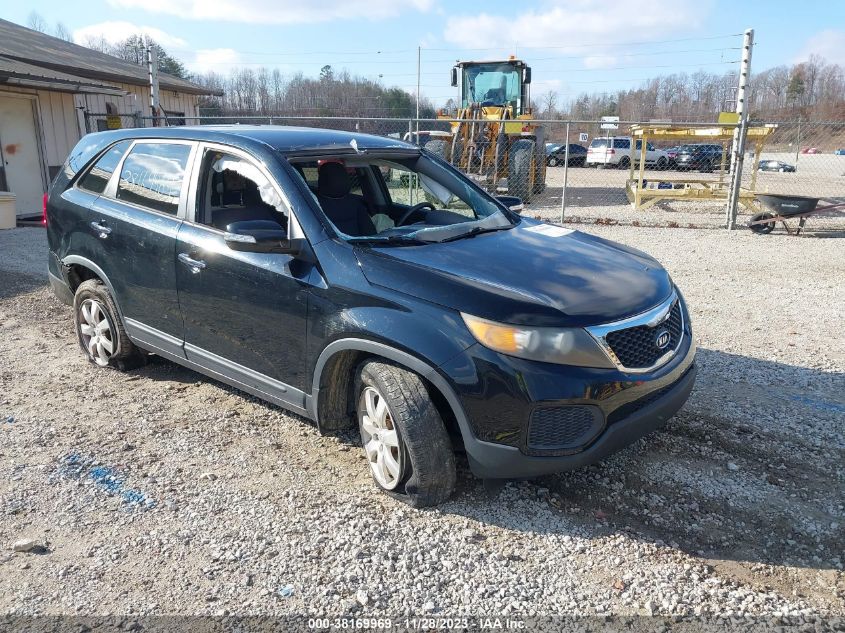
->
[[749, 195, 845, 235]]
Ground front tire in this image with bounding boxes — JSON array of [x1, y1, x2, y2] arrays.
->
[[73, 279, 137, 368], [356, 360, 456, 507]]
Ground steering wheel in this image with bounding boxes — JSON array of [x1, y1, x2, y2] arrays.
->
[[396, 202, 435, 227]]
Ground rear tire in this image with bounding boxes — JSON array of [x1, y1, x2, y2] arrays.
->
[[749, 212, 775, 234], [618, 156, 630, 169], [657, 157, 668, 170], [508, 139, 536, 203], [548, 156, 558, 167], [355, 360, 456, 507], [73, 279, 138, 369]]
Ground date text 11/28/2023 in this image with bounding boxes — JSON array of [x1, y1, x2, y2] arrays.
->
[[307, 617, 527, 630]]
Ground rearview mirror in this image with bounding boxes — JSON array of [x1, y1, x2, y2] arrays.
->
[[496, 195, 524, 213], [224, 220, 302, 255], [450, 67, 458, 88], [523, 67, 532, 85]]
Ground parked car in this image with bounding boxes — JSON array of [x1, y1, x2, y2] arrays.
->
[[800, 147, 820, 154], [46, 126, 696, 507], [674, 144, 725, 172], [665, 146, 681, 168], [834, 149, 845, 156], [759, 160, 796, 172], [546, 143, 587, 167], [586, 137, 669, 169]]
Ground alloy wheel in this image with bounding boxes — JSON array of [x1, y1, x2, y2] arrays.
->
[[358, 385, 404, 490], [79, 299, 114, 366]]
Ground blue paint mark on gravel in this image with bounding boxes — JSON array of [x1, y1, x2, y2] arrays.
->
[[55, 453, 155, 509], [786, 394, 845, 414]]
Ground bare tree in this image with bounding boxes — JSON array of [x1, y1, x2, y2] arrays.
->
[[54, 22, 73, 42], [540, 90, 558, 118], [27, 11, 48, 33]]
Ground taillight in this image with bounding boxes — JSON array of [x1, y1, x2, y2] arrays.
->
[[608, 149, 616, 155], [42, 193, 48, 226]]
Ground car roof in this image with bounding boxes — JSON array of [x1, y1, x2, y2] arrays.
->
[[83, 125, 417, 154]]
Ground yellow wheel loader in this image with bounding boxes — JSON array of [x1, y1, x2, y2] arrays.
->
[[430, 58, 546, 204]]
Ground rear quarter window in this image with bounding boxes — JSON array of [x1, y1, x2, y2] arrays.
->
[[77, 140, 132, 194]]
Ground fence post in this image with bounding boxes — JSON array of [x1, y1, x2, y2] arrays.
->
[[725, 28, 754, 230], [559, 121, 571, 224]]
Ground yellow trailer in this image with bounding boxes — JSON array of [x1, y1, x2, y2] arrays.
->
[[624, 124, 776, 211]]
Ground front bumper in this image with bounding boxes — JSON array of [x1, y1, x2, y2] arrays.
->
[[438, 322, 697, 479], [460, 361, 695, 479]]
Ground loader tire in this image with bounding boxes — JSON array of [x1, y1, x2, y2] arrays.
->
[[509, 139, 535, 204]]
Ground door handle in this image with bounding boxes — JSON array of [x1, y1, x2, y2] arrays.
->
[[178, 252, 206, 273], [90, 221, 112, 238]]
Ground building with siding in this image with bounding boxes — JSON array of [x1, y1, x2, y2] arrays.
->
[[0, 18, 218, 218]]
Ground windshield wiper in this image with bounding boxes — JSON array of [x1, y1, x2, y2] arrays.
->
[[432, 224, 511, 243], [347, 234, 427, 246]]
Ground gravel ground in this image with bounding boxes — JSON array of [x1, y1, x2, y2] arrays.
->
[[0, 226, 843, 619]]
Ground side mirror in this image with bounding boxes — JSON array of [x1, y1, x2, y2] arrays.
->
[[496, 195, 524, 213], [224, 220, 302, 255], [523, 67, 532, 85], [450, 67, 458, 88]]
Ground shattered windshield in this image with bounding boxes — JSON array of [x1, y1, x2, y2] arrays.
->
[[288, 151, 515, 244]]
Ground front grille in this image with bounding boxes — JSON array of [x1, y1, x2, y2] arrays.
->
[[526, 405, 604, 453], [605, 301, 683, 369]]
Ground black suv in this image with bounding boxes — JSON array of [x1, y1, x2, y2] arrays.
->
[[46, 126, 696, 506], [674, 144, 725, 172]]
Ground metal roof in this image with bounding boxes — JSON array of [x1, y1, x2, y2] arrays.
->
[[0, 56, 127, 95], [0, 18, 219, 96]]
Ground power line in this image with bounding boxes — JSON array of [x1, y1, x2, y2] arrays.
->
[[378, 60, 740, 79], [422, 33, 744, 51]]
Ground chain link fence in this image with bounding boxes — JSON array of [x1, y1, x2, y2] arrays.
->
[[83, 112, 845, 233]]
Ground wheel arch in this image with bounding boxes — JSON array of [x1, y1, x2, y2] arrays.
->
[[310, 338, 469, 446], [61, 256, 126, 325]]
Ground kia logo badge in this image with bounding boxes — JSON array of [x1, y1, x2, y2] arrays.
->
[[655, 330, 671, 350]]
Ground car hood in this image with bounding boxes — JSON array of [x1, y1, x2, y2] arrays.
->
[[355, 221, 673, 327]]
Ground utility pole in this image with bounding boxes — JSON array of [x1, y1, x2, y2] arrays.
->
[[415, 46, 421, 135], [725, 28, 754, 230], [147, 39, 160, 127]]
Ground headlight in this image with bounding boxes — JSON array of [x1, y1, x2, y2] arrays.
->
[[461, 313, 616, 368]]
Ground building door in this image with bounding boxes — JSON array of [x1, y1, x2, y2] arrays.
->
[[0, 95, 46, 216]]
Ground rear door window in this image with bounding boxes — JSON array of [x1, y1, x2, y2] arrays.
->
[[116, 142, 192, 215], [77, 140, 132, 194], [614, 139, 630, 149]]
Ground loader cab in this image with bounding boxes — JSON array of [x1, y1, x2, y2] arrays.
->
[[451, 59, 532, 115]]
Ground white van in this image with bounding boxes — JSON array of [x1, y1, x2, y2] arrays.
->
[[586, 137, 669, 169]]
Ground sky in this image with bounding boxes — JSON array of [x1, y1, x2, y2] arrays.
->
[[6, 0, 845, 106]]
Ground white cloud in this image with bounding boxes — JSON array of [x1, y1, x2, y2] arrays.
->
[[794, 29, 845, 67], [73, 21, 187, 49], [185, 48, 242, 74], [106, 0, 434, 24], [583, 55, 618, 70], [443, 0, 710, 65]]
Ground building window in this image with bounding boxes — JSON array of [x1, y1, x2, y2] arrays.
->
[[164, 110, 186, 126]]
